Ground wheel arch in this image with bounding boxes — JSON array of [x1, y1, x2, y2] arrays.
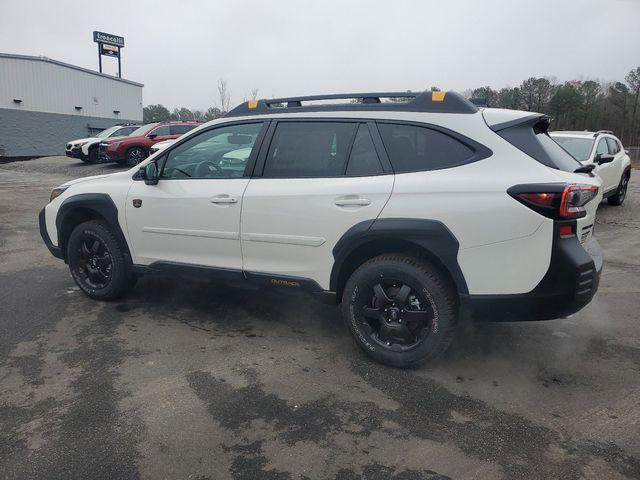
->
[[330, 218, 468, 302], [56, 193, 131, 262]]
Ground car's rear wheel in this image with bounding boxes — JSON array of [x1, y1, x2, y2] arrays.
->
[[125, 147, 147, 167], [341, 254, 457, 368], [608, 172, 630, 206], [67, 220, 132, 300]]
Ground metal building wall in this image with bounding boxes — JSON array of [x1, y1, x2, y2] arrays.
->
[[0, 54, 143, 120], [0, 53, 143, 157]]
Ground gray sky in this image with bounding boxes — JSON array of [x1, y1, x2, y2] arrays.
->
[[1, 0, 639, 110]]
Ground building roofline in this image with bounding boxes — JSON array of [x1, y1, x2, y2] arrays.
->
[[0, 52, 144, 87]]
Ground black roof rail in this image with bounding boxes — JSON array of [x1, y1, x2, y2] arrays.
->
[[225, 90, 478, 117], [593, 130, 614, 137]]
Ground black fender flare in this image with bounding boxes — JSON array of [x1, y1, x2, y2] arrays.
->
[[55, 193, 131, 260], [330, 218, 468, 295]]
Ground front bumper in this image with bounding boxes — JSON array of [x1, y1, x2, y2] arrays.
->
[[463, 222, 602, 322], [65, 146, 85, 159], [39, 208, 64, 260], [98, 144, 124, 162]]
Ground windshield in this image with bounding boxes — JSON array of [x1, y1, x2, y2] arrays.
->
[[129, 123, 158, 137], [95, 126, 120, 138], [551, 136, 594, 162]]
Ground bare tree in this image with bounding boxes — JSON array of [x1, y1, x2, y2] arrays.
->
[[217, 79, 231, 114], [249, 88, 259, 100]]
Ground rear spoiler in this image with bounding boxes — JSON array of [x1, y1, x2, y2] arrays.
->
[[489, 113, 549, 133]]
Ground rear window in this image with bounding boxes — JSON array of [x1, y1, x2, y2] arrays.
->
[[497, 118, 582, 172], [346, 124, 383, 176], [263, 121, 356, 178], [551, 136, 594, 162], [378, 123, 475, 173]]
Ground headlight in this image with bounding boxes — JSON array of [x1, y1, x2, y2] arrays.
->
[[109, 141, 122, 148], [50, 186, 69, 202], [75, 141, 88, 147]]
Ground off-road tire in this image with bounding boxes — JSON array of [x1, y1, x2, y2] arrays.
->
[[341, 253, 457, 368], [67, 220, 132, 301], [607, 172, 630, 206]]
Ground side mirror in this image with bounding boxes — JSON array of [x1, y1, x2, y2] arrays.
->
[[595, 153, 614, 165], [139, 162, 159, 185], [148, 132, 157, 139]]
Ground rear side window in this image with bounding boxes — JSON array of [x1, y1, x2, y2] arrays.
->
[[171, 124, 196, 135], [346, 124, 383, 176], [377, 123, 475, 173], [496, 118, 581, 172], [263, 122, 356, 178]]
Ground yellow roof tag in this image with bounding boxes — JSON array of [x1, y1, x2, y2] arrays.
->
[[248, 100, 258, 109], [431, 91, 446, 102]]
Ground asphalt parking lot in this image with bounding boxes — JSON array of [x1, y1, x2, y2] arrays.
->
[[1, 156, 639, 480]]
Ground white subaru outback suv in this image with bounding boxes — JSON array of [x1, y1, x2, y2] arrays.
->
[[550, 130, 631, 206], [40, 91, 603, 367]]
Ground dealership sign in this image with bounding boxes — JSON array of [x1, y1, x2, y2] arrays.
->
[[93, 31, 125, 48], [93, 31, 125, 77]]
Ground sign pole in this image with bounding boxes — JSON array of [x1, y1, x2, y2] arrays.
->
[[98, 42, 102, 73], [117, 47, 121, 78]]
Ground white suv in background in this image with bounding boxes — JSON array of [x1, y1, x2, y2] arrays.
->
[[550, 130, 631, 206], [65, 124, 138, 164], [40, 90, 603, 367]]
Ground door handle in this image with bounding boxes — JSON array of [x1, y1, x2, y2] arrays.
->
[[334, 197, 371, 207], [210, 195, 238, 204]]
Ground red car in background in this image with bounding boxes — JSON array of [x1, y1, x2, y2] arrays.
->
[[99, 121, 200, 166]]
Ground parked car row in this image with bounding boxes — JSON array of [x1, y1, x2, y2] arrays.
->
[[65, 124, 139, 163], [65, 121, 200, 166]]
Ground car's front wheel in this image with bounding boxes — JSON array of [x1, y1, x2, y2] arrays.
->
[[85, 146, 99, 164], [125, 147, 147, 167], [608, 172, 630, 206], [341, 254, 457, 368], [67, 220, 132, 300]]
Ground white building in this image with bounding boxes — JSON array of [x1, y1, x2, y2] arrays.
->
[[0, 53, 143, 158]]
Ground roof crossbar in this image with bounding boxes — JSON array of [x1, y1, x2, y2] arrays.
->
[[225, 90, 478, 117], [593, 130, 614, 137]]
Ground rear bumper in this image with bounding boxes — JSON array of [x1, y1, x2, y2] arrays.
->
[[39, 207, 64, 260], [462, 222, 602, 322]]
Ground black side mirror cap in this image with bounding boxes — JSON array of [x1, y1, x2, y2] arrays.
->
[[148, 133, 157, 139], [574, 163, 596, 174], [595, 153, 615, 165]]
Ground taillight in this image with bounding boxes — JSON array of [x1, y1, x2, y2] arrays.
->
[[508, 184, 598, 220], [559, 185, 598, 219]]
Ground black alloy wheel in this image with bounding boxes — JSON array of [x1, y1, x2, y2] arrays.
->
[[342, 254, 457, 368], [67, 220, 133, 300], [126, 147, 147, 166], [72, 234, 113, 290], [361, 279, 433, 351]]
